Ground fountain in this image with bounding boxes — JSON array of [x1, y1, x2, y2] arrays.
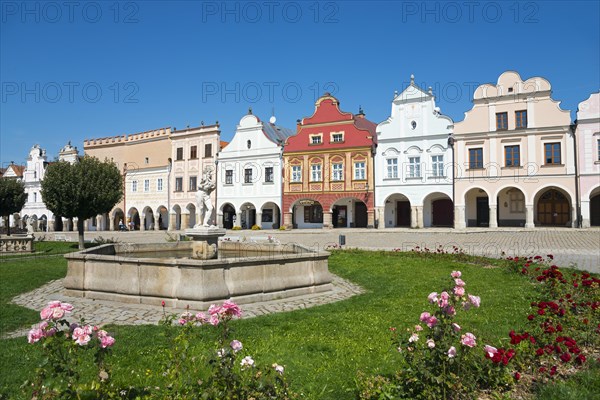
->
[[63, 172, 332, 309]]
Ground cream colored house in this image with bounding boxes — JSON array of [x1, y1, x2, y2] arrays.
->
[[576, 92, 600, 227], [169, 124, 221, 230], [84, 128, 172, 231], [453, 71, 576, 228]]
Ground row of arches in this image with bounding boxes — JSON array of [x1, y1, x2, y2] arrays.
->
[[219, 202, 281, 229]]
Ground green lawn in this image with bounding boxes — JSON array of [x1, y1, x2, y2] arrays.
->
[[0, 247, 596, 399]]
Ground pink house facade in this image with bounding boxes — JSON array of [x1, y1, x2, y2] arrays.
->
[[576, 92, 600, 227], [453, 71, 576, 228]]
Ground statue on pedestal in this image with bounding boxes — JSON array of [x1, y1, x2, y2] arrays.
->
[[194, 170, 216, 228]]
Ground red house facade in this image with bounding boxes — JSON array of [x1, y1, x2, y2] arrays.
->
[[282, 94, 377, 229]]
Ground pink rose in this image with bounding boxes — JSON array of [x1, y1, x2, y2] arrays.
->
[[208, 314, 220, 326], [484, 345, 497, 357], [454, 286, 465, 297], [426, 316, 438, 328], [40, 301, 73, 320], [426, 339, 435, 348], [409, 333, 419, 343], [100, 335, 115, 348], [444, 305, 456, 316], [448, 346, 457, 358], [427, 292, 438, 304], [461, 332, 477, 348], [27, 327, 44, 344], [195, 312, 207, 323], [208, 304, 222, 316], [468, 295, 481, 308], [419, 312, 431, 322], [240, 356, 254, 369], [452, 323, 461, 332], [451, 271, 462, 278], [414, 325, 423, 332], [222, 300, 242, 318], [73, 327, 91, 346], [230, 340, 243, 353], [454, 278, 466, 287], [438, 292, 449, 308]]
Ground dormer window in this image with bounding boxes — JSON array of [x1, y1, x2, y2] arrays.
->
[[310, 134, 322, 145], [247, 140, 252, 149], [411, 121, 417, 130], [330, 132, 344, 143]]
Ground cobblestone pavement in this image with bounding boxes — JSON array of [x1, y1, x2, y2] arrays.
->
[[36, 227, 600, 272], [5, 228, 598, 338], [4, 275, 364, 339]]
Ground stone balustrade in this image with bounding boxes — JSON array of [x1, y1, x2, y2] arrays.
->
[[0, 235, 35, 253]]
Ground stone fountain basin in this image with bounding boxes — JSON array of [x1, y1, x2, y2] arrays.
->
[[63, 241, 332, 309]]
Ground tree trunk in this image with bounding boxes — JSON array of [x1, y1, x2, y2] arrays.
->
[[4, 216, 10, 236], [77, 218, 85, 250]]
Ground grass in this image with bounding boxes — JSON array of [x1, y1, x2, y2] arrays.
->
[[0, 246, 596, 399]]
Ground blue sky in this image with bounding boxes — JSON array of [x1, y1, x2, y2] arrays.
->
[[1, 0, 599, 165]]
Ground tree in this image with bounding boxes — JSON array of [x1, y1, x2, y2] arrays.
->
[[41, 156, 123, 249], [0, 178, 27, 235]]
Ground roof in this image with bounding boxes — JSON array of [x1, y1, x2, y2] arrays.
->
[[220, 141, 229, 150], [262, 122, 296, 145]]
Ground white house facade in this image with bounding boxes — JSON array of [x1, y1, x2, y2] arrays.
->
[[124, 166, 170, 231], [375, 75, 454, 228], [576, 92, 600, 227], [217, 113, 294, 229], [18, 142, 80, 232]]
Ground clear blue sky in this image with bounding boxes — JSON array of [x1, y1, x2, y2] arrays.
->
[[1, 0, 599, 166]]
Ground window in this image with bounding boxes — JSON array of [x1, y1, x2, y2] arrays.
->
[[509, 190, 525, 213], [176, 147, 183, 161], [157, 178, 163, 191], [332, 163, 343, 181], [132, 181, 138, 192], [247, 140, 251, 149], [432, 155, 444, 177], [469, 148, 483, 169], [496, 112, 508, 130], [408, 157, 421, 178], [310, 135, 322, 145], [144, 157, 149, 164], [225, 169, 233, 184], [205, 143, 212, 158], [311, 164, 322, 182], [505, 145, 520, 167], [291, 165, 302, 182], [386, 158, 398, 179], [144, 179, 150, 192], [265, 167, 274, 183], [354, 161, 366, 180], [544, 143, 561, 165], [331, 133, 343, 143], [190, 145, 198, 159], [244, 168, 253, 184], [597, 138, 600, 161], [33, 192, 37, 202], [304, 204, 323, 223], [189, 176, 197, 191], [515, 110, 527, 129], [175, 177, 183, 192]]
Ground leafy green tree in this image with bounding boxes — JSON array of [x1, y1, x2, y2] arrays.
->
[[41, 156, 123, 249], [0, 178, 27, 235]]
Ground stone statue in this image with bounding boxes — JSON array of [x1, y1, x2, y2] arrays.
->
[[194, 171, 216, 227]]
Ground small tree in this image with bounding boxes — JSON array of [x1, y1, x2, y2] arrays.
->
[[41, 156, 123, 249], [0, 178, 27, 235]]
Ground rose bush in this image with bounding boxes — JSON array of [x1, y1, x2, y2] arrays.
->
[[357, 271, 514, 399], [25, 301, 116, 399]]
